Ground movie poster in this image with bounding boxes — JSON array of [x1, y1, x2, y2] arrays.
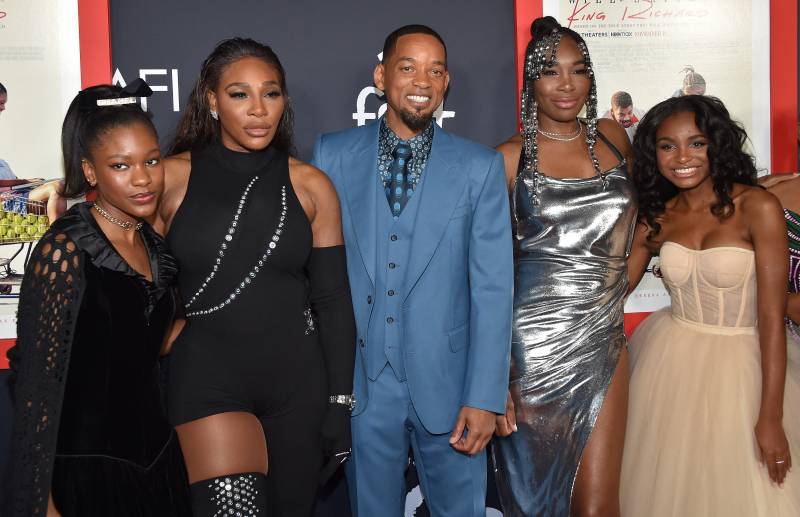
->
[[541, 0, 771, 315], [0, 0, 81, 180], [544, 0, 770, 171]]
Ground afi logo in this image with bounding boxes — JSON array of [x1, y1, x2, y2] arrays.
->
[[112, 68, 181, 112], [352, 52, 455, 127]]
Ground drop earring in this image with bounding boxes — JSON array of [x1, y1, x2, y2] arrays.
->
[[210, 109, 218, 120]]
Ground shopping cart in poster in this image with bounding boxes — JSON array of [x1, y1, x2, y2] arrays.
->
[[0, 187, 51, 280]]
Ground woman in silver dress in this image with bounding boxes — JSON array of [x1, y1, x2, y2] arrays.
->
[[492, 17, 637, 517]]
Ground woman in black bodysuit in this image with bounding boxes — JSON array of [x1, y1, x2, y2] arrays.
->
[[4, 81, 191, 516], [158, 38, 355, 516]]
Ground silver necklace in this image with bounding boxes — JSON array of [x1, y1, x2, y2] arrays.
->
[[93, 203, 143, 231], [537, 122, 582, 142], [185, 183, 287, 317]]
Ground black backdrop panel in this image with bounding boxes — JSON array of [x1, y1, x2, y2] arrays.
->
[[109, 0, 517, 159], [109, 1, 515, 514]]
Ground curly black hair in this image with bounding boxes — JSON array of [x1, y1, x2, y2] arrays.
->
[[632, 95, 757, 238]]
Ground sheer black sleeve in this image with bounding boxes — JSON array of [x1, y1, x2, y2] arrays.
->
[[307, 245, 356, 395], [3, 231, 85, 516]]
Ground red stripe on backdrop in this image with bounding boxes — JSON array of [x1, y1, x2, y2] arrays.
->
[[0, 339, 13, 369], [771, 0, 799, 174], [624, 313, 650, 339], [514, 0, 544, 127], [77, 0, 112, 88]]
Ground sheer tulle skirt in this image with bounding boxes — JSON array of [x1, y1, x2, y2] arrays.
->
[[620, 310, 800, 517]]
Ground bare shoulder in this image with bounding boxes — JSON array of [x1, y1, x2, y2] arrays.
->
[[288, 156, 341, 224], [289, 157, 343, 245], [157, 152, 192, 234], [496, 134, 522, 157], [737, 184, 783, 220], [597, 118, 631, 157], [767, 175, 800, 212], [496, 134, 522, 184], [164, 152, 191, 183], [289, 157, 337, 198]]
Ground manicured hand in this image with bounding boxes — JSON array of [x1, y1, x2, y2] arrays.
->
[[449, 406, 496, 455], [755, 415, 792, 485], [494, 391, 517, 437]]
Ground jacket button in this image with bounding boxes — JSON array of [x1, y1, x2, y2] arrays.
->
[[390, 234, 398, 241], [388, 290, 395, 296], [359, 339, 365, 348], [386, 316, 394, 324], [367, 296, 372, 304], [389, 262, 396, 269]]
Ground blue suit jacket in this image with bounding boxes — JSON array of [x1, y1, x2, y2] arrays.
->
[[312, 121, 512, 434]]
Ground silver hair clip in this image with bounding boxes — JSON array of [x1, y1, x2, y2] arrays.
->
[[96, 97, 138, 107]]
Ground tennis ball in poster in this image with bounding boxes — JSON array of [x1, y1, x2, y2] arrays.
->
[[38, 215, 49, 225], [13, 214, 23, 224], [6, 229, 17, 240], [0, 226, 7, 237], [26, 214, 37, 224], [25, 225, 36, 236]]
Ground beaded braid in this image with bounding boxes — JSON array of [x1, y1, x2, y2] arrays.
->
[[520, 28, 603, 205]]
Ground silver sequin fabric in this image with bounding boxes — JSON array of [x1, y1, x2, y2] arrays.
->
[[493, 160, 636, 517]]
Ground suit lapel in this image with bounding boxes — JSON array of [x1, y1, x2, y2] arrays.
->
[[342, 123, 380, 287], [403, 129, 465, 301]]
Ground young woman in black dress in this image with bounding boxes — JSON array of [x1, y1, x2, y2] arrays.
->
[[4, 80, 191, 516], [158, 38, 356, 516]]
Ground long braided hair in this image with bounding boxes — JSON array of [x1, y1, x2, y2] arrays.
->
[[520, 17, 600, 203]]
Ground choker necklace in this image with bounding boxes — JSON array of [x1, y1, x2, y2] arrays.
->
[[93, 203, 143, 231], [537, 122, 582, 142]]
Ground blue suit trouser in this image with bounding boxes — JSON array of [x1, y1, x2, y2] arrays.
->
[[346, 364, 487, 517]]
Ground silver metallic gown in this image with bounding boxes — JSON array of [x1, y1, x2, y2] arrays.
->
[[493, 144, 637, 517]]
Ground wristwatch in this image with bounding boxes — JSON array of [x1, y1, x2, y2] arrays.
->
[[329, 394, 356, 411]]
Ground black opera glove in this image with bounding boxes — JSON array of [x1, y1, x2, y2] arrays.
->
[[319, 403, 352, 486], [306, 245, 356, 485]]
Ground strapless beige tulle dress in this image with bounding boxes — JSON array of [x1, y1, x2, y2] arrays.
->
[[621, 242, 800, 517]]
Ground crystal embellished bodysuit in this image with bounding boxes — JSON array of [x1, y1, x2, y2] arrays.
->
[[166, 141, 329, 516]]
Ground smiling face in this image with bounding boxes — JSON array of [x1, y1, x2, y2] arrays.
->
[[374, 33, 449, 140], [533, 36, 591, 127], [208, 56, 286, 153], [82, 121, 164, 221], [655, 110, 711, 190], [0, 93, 6, 114]]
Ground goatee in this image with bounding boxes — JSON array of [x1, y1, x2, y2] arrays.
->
[[400, 108, 434, 133]]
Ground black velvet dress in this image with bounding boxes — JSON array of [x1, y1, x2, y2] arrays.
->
[[3, 203, 191, 516]]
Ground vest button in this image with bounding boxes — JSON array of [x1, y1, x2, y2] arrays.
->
[[389, 262, 396, 269], [367, 296, 372, 304], [359, 339, 365, 348], [386, 316, 394, 324], [388, 290, 395, 296], [390, 234, 398, 241]]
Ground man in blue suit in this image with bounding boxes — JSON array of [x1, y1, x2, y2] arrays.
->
[[312, 25, 513, 516]]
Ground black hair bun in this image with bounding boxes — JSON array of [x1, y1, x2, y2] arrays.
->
[[530, 16, 561, 41]]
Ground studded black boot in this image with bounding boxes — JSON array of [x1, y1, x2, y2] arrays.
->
[[190, 472, 268, 516]]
